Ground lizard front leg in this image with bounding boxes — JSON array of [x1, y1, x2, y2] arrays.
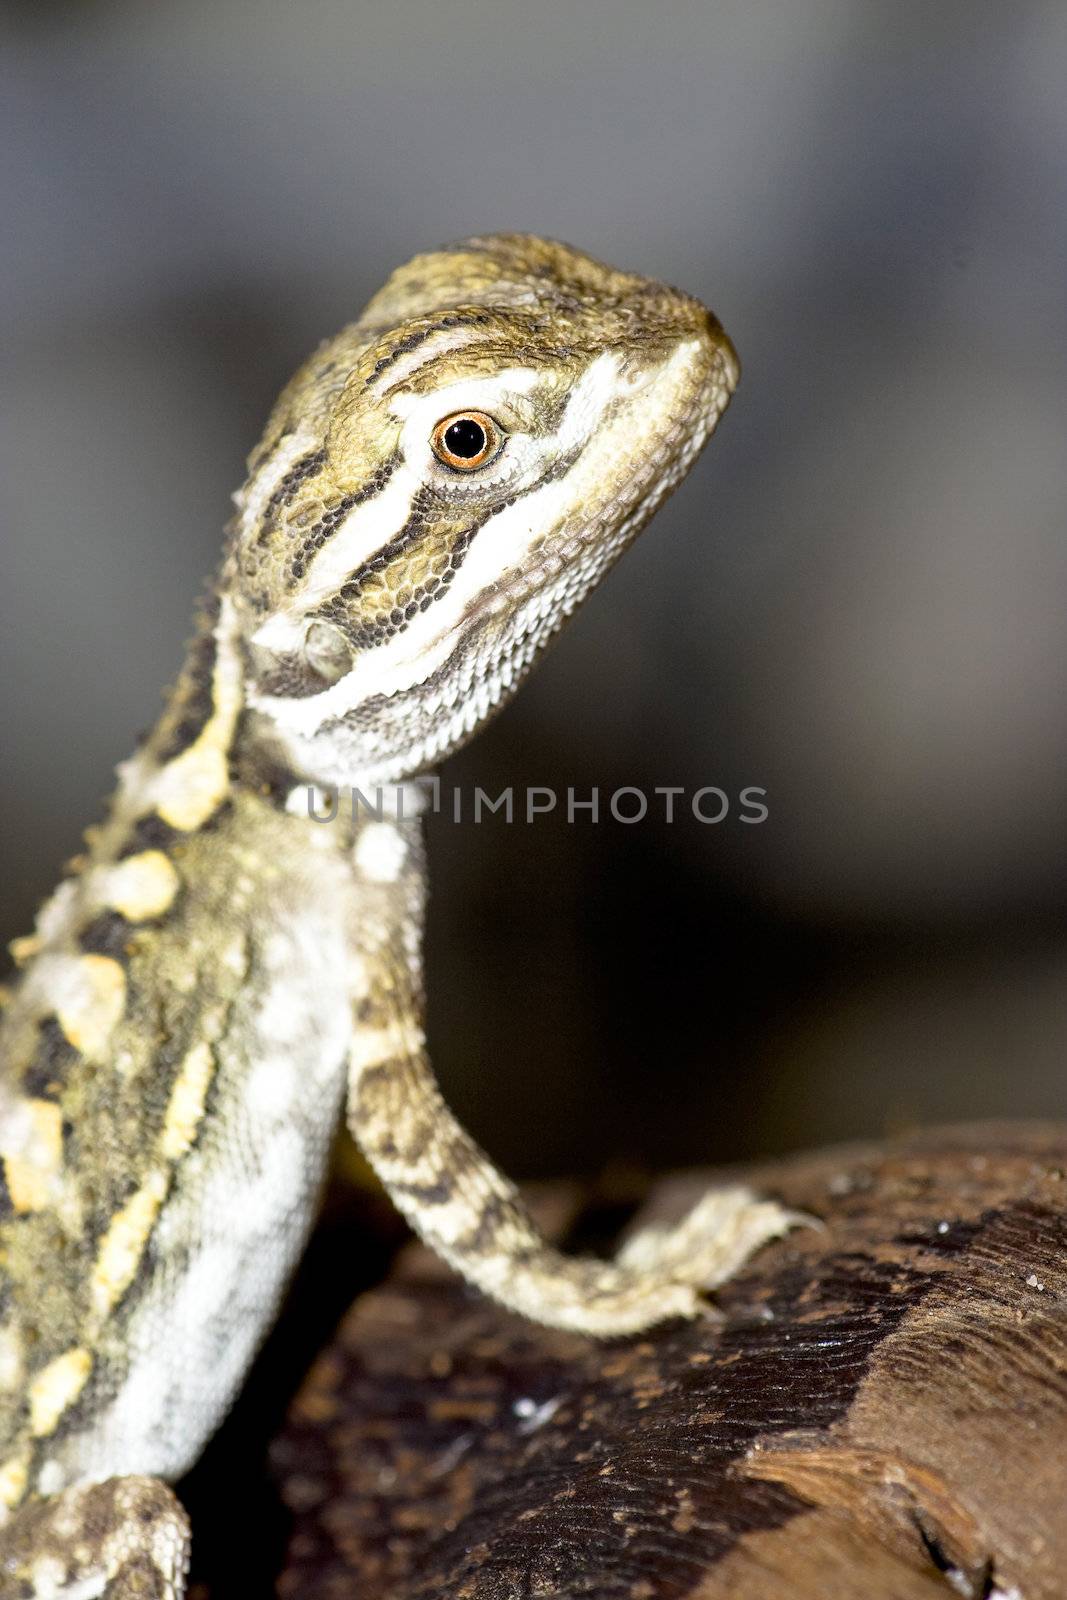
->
[[0, 1476, 188, 1598], [345, 817, 797, 1338]]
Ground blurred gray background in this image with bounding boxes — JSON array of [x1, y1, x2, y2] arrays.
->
[[3, 0, 1066, 1181]]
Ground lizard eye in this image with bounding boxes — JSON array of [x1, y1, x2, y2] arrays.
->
[[430, 411, 503, 471]]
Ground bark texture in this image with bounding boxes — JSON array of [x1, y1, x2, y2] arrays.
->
[[261, 1123, 1067, 1598]]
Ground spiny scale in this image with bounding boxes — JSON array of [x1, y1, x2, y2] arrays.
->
[[0, 235, 794, 1596]]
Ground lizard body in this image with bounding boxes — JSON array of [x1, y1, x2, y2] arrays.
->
[[0, 235, 793, 1596]]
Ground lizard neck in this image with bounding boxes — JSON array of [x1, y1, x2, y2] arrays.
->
[[6, 584, 413, 1010], [2, 584, 364, 1077], [112, 587, 246, 842], [115, 587, 342, 852]]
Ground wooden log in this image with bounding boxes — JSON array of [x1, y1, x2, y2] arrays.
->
[[201, 1124, 1067, 1598]]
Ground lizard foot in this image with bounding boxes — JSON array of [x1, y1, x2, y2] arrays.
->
[[615, 1185, 805, 1303]]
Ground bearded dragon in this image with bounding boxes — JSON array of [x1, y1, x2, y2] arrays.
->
[[0, 235, 793, 1596]]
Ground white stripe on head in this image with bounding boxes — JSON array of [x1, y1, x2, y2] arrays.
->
[[388, 364, 540, 424], [234, 426, 320, 540], [372, 323, 493, 394], [285, 467, 423, 614]]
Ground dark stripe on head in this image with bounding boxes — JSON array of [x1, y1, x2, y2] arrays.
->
[[287, 453, 403, 581], [312, 440, 585, 654], [363, 312, 493, 391], [308, 485, 487, 651], [253, 447, 328, 547], [335, 482, 466, 597]]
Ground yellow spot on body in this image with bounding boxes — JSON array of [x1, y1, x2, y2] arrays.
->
[[94, 850, 180, 921], [2, 1099, 63, 1213], [154, 744, 230, 831], [56, 954, 126, 1058], [7, 935, 40, 968], [151, 604, 243, 831], [0, 1450, 28, 1508], [29, 1347, 92, 1437], [89, 1170, 167, 1321], [160, 1041, 214, 1161]]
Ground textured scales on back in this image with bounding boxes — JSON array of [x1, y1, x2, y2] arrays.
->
[[0, 235, 795, 1596]]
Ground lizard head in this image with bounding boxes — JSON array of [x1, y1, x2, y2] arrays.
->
[[227, 234, 738, 786]]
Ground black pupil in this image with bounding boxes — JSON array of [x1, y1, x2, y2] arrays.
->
[[443, 417, 487, 459]]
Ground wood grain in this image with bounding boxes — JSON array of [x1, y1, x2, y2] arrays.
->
[[260, 1124, 1067, 1597]]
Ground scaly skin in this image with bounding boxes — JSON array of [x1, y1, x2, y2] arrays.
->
[[0, 235, 794, 1596]]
